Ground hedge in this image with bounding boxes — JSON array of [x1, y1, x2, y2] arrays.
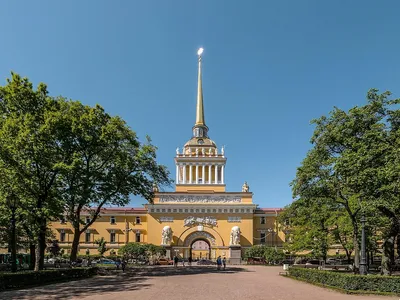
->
[[288, 267, 400, 294], [0, 267, 98, 291]]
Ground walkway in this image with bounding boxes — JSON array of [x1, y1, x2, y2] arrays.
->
[[1, 265, 395, 300]]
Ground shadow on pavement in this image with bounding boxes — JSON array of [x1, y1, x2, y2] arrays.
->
[[1, 266, 248, 300], [127, 265, 250, 277]]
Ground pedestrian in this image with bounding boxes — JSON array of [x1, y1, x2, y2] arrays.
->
[[188, 256, 192, 266], [174, 255, 179, 268], [217, 256, 222, 270], [121, 260, 126, 272], [182, 258, 185, 267], [223, 257, 226, 270]]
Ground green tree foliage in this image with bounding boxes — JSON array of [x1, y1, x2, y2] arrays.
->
[[279, 198, 333, 262], [245, 245, 285, 264], [0, 73, 66, 270], [118, 243, 165, 263], [54, 100, 171, 261], [289, 89, 400, 274], [95, 237, 107, 256]]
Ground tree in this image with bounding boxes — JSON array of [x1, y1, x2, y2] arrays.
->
[[54, 100, 171, 261], [279, 198, 333, 262], [118, 243, 165, 263], [95, 237, 107, 256], [292, 89, 400, 274], [47, 240, 60, 257], [0, 73, 66, 270]]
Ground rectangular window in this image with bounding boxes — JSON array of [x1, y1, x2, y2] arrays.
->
[[135, 231, 141, 242], [110, 216, 116, 224], [85, 216, 90, 225], [60, 229, 66, 242], [136, 216, 141, 224], [85, 231, 91, 243], [260, 233, 266, 244], [260, 217, 266, 224], [110, 230, 116, 243]]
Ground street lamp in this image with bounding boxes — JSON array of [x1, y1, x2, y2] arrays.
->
[[6, 193, 20, 273]]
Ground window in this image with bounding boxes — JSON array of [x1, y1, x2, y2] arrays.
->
[[85, 216, 90, 225], [60, 216, 66, 224], [228, 216, 241, 223], [110, 216, 116, 224], [85, 230, 91, 243], [135, 231, 141, 242], [260, 233, 266, 244], [136, 216, 141, 224], [110, 230, 116, 243], [60, 229, 66, 242], [260, 217, 266, 224]]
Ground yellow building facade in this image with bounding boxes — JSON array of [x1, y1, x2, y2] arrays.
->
[[51, 49, 284, 261]]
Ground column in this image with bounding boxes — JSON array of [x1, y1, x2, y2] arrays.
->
[[214, 165, 219, 184], [183, 164, 187, 184], [202, 165, 205, 184], [208, 164, 212, 184], [221, 165, 225, 184], [196, 165, 199, 184], [189, 165, 193, 184], [176, 165, 179, 184]]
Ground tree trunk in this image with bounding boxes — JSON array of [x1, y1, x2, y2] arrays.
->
[[34, 222, 47, 271], [70, 227, 81, 262], [397, 234, 400, 258], [29, 244, 36, 270], [381, 235, 394, 275], [353, 233, 360, 273]]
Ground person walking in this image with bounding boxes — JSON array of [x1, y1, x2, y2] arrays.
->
[[174, 255, 179, 268], [121, 260, 127, 272], [216, 256, 222, 270], [222, 257, 226, 270], [188, 256, 192, 266]]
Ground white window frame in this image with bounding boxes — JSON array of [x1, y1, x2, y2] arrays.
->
[[85, 230, 91, 243], [60, 229, 66, 242], [110, 230, 116, 243]]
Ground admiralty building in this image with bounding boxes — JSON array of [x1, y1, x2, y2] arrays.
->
[[51, 49, 285, 261]]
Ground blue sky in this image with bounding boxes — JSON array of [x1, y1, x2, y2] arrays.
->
[[1, 1, 399, 208]]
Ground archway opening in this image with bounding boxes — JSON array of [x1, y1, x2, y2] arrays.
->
[[190, 238, 211, 260]]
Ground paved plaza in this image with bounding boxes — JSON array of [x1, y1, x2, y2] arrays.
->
[[1, 266, 396, 300]]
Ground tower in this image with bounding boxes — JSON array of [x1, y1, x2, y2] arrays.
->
[[175, 48, 226, 192]]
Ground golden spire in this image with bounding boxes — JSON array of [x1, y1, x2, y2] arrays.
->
[[196, 48, 205, 126]]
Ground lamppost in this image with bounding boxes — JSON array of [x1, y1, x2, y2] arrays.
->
[[359, 213, 367, 275], [6, 193, 19, 273]]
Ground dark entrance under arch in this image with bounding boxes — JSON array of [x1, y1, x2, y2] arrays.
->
[[190, 239, 211, 260]]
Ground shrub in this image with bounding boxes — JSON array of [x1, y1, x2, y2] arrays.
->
[[288, 267, 400, 294], [0, 267, 98, 291]]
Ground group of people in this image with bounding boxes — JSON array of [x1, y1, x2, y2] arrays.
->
[[172, 255, 227, 270], [216, 256, 226, 270]]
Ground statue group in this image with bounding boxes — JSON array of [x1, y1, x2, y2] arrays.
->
[[229, 226, 241, 246], [161, 226, 173, 245], [242, 181, 249, 192]]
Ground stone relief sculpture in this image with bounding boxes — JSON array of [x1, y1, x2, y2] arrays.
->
[[208, 148, 212, 157], [161, 226, 173, 245], [195, 148, 199, 156], [201, 148, 205, 156], [242, 181, 249, 192], [176, 147, 180, 155], [230, 226, 241, 246]]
